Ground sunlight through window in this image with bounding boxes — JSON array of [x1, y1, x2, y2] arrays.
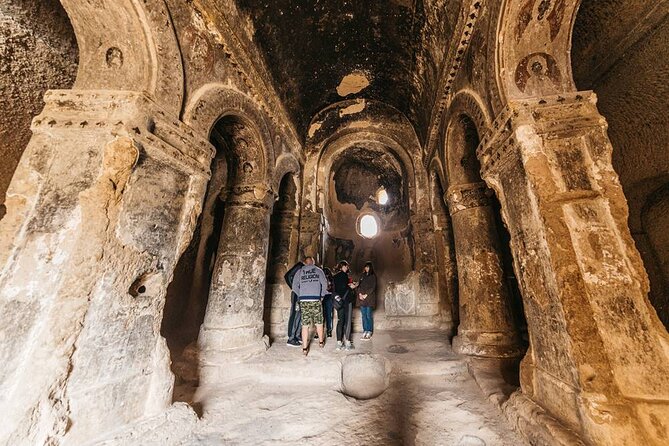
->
[[376, 187, 389, 205], [358, 214, 379, 239]]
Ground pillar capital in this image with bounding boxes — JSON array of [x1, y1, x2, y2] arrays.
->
[[445, 182, 493, 215], [222, 182, 277, 210], [477, 91, 605, 181], [33, 90, 215, 176]]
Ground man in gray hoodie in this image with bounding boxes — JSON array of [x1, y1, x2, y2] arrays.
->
[[291, 256, 328, 354]]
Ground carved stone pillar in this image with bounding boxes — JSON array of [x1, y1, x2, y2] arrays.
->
[[478, 92, 669, 445], [0, 90, 213, 444], [298, 208, 323, 260], [446, 182, 521, 358], [198, 184, 275, 367]]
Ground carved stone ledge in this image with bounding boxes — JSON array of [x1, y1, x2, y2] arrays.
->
[[33, 90, 215, 177], [477, 91, 602, 178], [446, 182, 494, 215]]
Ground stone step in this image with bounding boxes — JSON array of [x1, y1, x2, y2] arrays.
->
[[196, 330, 465, 390]]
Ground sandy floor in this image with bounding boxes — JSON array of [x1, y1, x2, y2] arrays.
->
[[99, 331, 526, 445]]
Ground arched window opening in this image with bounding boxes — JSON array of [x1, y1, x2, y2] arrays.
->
[[358, 213, 380, 239], [376, 187, 389, 205]]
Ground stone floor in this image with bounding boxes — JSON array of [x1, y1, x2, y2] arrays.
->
[[97, 331, 527, 446]]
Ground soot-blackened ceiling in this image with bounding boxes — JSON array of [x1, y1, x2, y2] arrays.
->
[[234, 0, 460, 143]]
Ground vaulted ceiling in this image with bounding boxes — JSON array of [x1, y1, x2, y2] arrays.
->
[[232, 0, 461, 144]]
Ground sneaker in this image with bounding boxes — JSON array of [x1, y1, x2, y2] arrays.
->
[[367, 332, 373, 339], [336, 341, 343, 351], [345, 341, 355, 351], [314, 333, 319, 339], [360, 332, 368, 341], [286, 339, 301, 347], [327, 331, 332, 338]]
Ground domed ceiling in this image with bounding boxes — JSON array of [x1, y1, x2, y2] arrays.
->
[[232, 0, 462, 143]]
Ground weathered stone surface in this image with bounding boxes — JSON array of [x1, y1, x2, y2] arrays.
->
[[478, 92, 669, 445], [0, 90, 213, 444], [447, 182, 521, 358], [1, 1, 668, 445], [0, 0, 78, 217]]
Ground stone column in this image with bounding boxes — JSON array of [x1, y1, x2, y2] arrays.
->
[[265, 202, 300, 339], [0, 90, 213, 444], [446, 182, 521, 357], [478, 92, 669, 445], [198, 184, 275, 366]]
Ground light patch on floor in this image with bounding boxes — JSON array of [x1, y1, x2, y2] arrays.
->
[[99, 331, 527, 445]]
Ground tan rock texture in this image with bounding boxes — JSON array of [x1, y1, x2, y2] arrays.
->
[[0, 1, 668, 445], [0, 0, 78, 218]]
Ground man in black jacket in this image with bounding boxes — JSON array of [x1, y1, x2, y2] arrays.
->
[[284, 261, 304, 346]]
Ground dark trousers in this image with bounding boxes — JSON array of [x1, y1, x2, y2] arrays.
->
[[287, 292, 302, 343], [336, 301, 353, 342], [322, 294, 334, 333]]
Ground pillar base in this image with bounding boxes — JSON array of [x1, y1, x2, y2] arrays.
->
[[452, 331, 524, 358], [199, 325, 269, 363]]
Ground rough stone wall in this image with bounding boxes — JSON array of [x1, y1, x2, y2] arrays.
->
[[0, 0, 78, 218], [572, 2, 669, 327], [0, 91, 213, 444]]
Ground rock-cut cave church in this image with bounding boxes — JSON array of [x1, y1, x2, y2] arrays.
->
[[1, 0, 668, 445]]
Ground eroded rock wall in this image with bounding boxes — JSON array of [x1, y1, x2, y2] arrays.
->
[[0, 0, 78, 218], [573, 2, 669, 327]]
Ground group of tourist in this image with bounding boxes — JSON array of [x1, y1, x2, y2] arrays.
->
[[284, 256, 377, 355]]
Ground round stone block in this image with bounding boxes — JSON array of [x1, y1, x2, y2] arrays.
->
[[341, 353, 390, 399]]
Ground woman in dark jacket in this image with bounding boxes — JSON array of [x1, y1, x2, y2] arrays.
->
[[356, 261, 377, 340]]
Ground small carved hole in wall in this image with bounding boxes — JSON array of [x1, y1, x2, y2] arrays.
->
[[129, 272, 160, 297]]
